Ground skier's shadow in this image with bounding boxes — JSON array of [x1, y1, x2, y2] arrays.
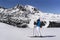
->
[[29, 35, 56, 38]]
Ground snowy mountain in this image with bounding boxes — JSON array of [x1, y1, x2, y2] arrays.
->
[[0, 4, 60, 28]]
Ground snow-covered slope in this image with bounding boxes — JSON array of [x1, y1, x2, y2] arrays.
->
[[0, 22, 60, 40], [0, 4, 60, 28]]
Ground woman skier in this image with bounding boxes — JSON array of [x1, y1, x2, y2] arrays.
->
[[33, 18, 42, 37]]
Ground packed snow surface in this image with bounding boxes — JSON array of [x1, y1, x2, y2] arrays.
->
[[0, 22, 60, 40]]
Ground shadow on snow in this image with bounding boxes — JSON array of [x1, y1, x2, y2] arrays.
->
[[29, 35, 56, 38]]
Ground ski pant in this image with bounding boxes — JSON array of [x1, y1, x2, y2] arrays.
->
[[33, 25, 42, 36]]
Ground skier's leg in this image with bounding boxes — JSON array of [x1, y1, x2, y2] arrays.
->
[[33, 26, 35, 36], [40, 28, 42, 36], [33, 25, 37, 36], [36, 27, 42, 36]]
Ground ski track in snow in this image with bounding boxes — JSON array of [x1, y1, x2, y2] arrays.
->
[[0, 22, 60, 40]]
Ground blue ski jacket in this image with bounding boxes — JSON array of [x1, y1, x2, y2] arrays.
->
[[36, 18, 41, 27]]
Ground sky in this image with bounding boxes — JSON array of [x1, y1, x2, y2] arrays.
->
[[0, 0, 60, 14]]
